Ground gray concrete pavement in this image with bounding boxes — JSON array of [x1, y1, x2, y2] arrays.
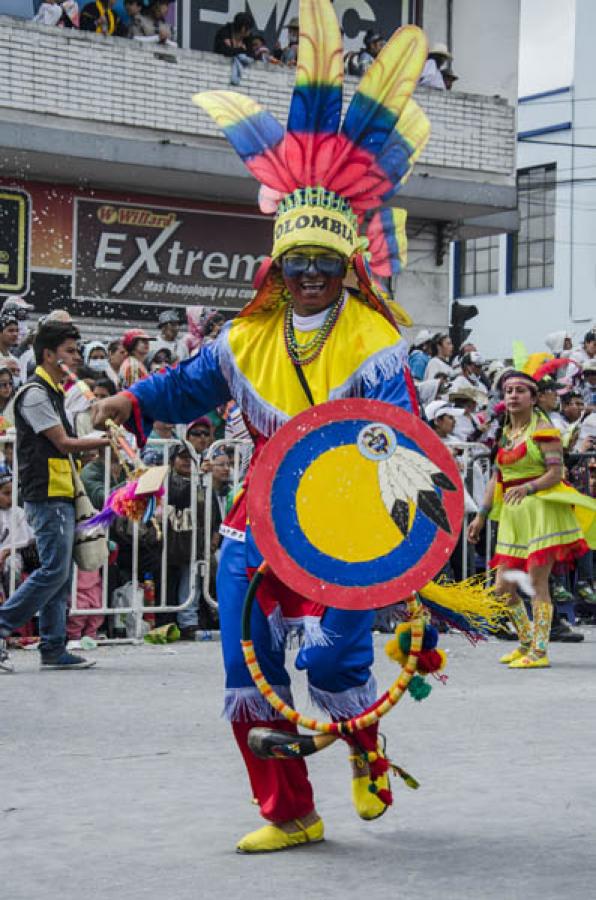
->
[[1, 632, 596, 900]]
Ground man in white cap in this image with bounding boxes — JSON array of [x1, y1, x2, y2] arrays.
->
[[450, 351, 488, 400], [419, 42, 452, 89]]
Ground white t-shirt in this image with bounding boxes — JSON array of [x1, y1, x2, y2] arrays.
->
[[424, 357, 453, 381]]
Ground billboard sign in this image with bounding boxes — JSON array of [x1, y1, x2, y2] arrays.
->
[[0, 189, 31, 296], [183, 0, 405, 54], [73, 198, 272, 310]]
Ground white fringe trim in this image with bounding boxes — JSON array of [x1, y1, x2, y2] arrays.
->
[[308, 675, 377, 719], [223, 684, 294, 722], [329, 339, 408, 400], [216, 324, 289, 437], [267, 610, 337, 651]]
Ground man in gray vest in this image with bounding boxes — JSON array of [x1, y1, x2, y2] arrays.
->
[[0, 321, 108, 673]]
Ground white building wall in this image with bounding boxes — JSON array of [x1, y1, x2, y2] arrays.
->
[[452, 0, 520, 103], [452, 0, 596, 360]]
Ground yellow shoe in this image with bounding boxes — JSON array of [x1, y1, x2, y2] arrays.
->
[[236, 818, 324, 853], [350, 755, 390, 821], [499, 646, 530, 664], [508, 653, 551, 669]]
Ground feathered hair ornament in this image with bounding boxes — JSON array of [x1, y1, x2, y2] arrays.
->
[[192, 0, 430, 328]]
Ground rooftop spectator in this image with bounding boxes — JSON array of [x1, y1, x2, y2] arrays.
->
[[80, 0, 126, 36], [31, 1, 79, 28], [345, 29, 385, 77], [280, 16, 299, 66], [249, 31, 276, 64], [130, 0, 176, 46], [214, 11, 254, 57], [419, 41, 452, 90]]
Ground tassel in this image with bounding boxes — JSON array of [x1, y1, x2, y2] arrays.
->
[[390, 763, 420, 790], [419, 576, 506, 639]]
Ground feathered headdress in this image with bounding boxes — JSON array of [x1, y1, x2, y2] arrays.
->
[[192, 0, 430, 327]]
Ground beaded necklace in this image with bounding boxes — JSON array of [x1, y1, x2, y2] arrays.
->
[[283, 295, 343, 366]]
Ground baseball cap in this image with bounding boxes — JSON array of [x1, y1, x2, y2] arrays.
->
[[412, 328, 433, 348], [158, 309, 180, 327], [122, 329, 151, 351]]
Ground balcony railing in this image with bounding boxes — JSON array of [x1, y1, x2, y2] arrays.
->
[[0, 17, 515, 181]]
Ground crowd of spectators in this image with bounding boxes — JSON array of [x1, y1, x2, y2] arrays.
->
[[0, 301, 250, 648], [29, 4, 459, 90], [32, 0, 176, 44], [0, 294, 593, 648], [409, 324, 596, 638]]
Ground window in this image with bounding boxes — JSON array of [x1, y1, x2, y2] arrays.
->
[[456, 234, 500, 297], [512, 164, 555, 291]]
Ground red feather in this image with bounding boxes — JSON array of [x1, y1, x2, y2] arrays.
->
[[532, 357, 571, 382]]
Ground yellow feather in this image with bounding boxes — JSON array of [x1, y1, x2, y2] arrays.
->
[[295, 0, 343, 89], [356, 25, 428, 119], [192, 90, 263, 130]]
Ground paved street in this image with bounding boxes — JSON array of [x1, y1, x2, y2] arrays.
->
[[1, 632, 596, 900]]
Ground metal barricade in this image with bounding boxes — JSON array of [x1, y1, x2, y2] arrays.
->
[[446, 441, 494, 578], [0, 434, 253, 642]]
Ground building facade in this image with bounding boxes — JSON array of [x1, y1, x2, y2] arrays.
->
[[0, 0, 518, 339], [451, 0, 596, 360]]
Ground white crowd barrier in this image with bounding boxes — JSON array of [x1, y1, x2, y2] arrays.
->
[[0, 434, 250, 642], [0, 433, 508, 641]]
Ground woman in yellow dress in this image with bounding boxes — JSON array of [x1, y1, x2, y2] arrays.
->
[[468, 370, 596, 669]]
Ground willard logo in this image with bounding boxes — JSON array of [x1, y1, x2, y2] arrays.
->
[[97, 205, 177, 228]]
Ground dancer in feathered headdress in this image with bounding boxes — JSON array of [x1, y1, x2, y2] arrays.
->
[[92, 0, 486, 853]]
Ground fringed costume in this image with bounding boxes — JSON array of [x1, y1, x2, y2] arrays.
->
[[119, 0, 477, 849]]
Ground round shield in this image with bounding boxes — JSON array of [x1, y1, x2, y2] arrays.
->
[[248, 399, 464, 610]]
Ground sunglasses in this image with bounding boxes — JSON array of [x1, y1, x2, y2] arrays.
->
[[189, 430, 210, 438], [281, 253, 345, 279]]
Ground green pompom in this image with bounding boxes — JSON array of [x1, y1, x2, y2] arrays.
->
[[408, 674, 432, 702], [398, 629, 412, 654]]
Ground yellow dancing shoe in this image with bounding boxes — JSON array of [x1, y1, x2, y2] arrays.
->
[[350, 756, 391, 821], [499, 646, 530, 664], [236, 817, 324, 853], [508, 653, 551, 669]]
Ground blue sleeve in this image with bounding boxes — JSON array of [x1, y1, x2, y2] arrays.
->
[[126, 341, 231, 441], [408, 350, 426, 381], [362, 368, 414, 413]]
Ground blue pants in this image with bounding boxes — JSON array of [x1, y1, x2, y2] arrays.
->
[[217, 537, 376, 718], [0, 500, 75, 660]]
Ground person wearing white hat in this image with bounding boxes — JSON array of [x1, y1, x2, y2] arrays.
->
[[424, 400, 459, 442], [450, 351, 488, 401], [419, 41, 452, 90], [408, 328, 433, 380]]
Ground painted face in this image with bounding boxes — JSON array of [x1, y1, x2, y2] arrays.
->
[[280, 247, 346, 316]]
